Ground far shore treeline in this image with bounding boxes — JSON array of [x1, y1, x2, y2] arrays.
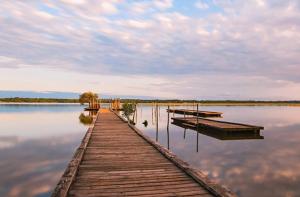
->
[[1, 97, 300, 106]]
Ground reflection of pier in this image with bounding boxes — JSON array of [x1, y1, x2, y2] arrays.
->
[[172, 122, 264, 141], [167, 109, 222, 117]]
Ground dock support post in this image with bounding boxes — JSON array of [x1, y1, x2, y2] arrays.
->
[[167, 107, 170, 149], [135, 103, 138, 124], [196, 131, 199, 152], [173, 104, 175, 117], [152, 102, 154, 125], [156, 103, 158, 142], [159, 105, 160, 119], [167, 105, 170, 129], [196, 104, 199, 129]]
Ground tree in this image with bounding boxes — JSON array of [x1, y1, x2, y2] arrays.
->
[[79, 92, 98, 104], [122, 102, 136, 124]]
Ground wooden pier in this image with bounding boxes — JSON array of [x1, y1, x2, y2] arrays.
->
[[172, 122, 264, 140], [167, 109, 222, 117], [52, 109, 235, 197], [172, 117, 264, 132]]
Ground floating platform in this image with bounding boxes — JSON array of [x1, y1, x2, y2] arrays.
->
[[172, 122, 264, 140], [167, 109, 222, 117], [172, 117, 264, 132]]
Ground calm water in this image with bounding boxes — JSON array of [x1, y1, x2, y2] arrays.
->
[[0, 104, 87, 197], [134, 105, 300, 197], [1, 104, 300, 197]]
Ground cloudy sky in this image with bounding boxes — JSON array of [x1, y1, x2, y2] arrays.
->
[[0, 0, 299, 100]]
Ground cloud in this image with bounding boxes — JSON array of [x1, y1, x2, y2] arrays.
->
[[153, 0, 173, 10], [0, 134, 84, 197], [195, 1, 209, 9], [0, 0, 299, 99], [60, 0, 86, 5]]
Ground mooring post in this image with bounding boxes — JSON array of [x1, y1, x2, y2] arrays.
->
[[196, 131, 199, 152], [196, 103, 199, 152], [167, 105, 170, 149], [196, 103, 199, 129], [156, 103, 158, 142], [135, 103, 138, 123], [173, 104, 175, 117], [167, 105, 170, 129], [158, 104, 160, 120], [152, 102, 154, 125], [184, 128, 186, 139]]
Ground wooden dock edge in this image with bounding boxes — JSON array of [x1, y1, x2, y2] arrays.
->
[[51, 111, 99, 197], [113, 110, 237, 197]]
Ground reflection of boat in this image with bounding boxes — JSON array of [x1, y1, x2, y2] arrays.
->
[[172, 122, 264, 140], [167, 109, 222, 117]]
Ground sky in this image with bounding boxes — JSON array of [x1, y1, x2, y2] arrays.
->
[[0, 0, 299, 100]]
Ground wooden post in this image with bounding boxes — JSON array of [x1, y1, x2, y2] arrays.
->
[[158, 105, 160, 120], [167, 126, 170, 150], [135, 104, 138, 123], [132, 105, 135, 123], [167, 106, 170, 150], [196, 103, 199, 152], [156, 103, 158, 142], [196, 131, 199, 152], [152, 102, 154, 125], [196, 104, 199, 129], [167, 105, 170, 130], [173, 104, 175, 117], [184, 128, 186, 139]]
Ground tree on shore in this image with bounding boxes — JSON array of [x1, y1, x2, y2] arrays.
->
[[79, 92, 98, 104]]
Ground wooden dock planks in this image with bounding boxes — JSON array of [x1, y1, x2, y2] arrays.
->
[[172, 122, 264, 140], [167, 109, 222, 117], [172, 117, 264, 132], [52, 109, 237, 197]]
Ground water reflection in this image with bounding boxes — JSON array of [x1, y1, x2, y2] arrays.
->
[[0, 134, 83, 197], [2, 104, 300, 197], [152, 105, 264, 153], [172, 122, 264, 141], [135, 105, 300, 197], [0, 104, 86, 197], [78, 111, 97, 125]]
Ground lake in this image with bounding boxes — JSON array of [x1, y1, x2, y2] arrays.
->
[[134, 105, 300, 197], [0, 104, 300, 197], [0, 104, 87, 197]]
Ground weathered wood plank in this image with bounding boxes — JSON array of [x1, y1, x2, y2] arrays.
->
[[167, 109, 222, 117], [172, 116, 264, 131], [52, 109, 236, 197]]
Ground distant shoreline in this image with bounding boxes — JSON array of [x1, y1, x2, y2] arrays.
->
[[1, 97, 300, 106]]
